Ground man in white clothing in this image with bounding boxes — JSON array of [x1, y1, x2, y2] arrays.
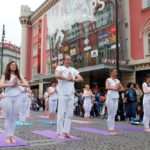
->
[[55, 55, 83, 138]]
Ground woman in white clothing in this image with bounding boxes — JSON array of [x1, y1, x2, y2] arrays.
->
[[44, 91, 49, 115], [25, 88, 32, 118], [48, 81, 58, 123], [83, 84, 94, 119], [142, 74, 150, 132], [105, 69, 123, 135], [0, 61, 29, 144]]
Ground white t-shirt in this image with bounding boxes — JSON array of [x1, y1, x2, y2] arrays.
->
[[48, 87, 58, 101], [106, 78, 120, 99], [55, 65, 79, 95], [143, 82, 150, 99]]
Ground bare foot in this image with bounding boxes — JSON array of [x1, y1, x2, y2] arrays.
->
[[5, 137, 11, 144], [108, 129, 119, 135], [109, 131, 119, 135], [63, 133, 72, 139], [11, 136, 16, 144], [144, 128, 150, 132]]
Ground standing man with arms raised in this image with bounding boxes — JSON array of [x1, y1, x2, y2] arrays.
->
[[55, 55, 83, 139]]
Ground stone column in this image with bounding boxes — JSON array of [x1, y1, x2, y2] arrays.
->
[[19, 5, 32, 77]]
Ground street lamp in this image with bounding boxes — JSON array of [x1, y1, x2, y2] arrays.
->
[[115, 0, 120, 78], [1, 24, 5, 75]]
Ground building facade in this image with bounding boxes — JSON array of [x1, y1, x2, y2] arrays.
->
[[0, 42, 20, 74], [20, 0, 133, 97], [127, 0, 150, 85]]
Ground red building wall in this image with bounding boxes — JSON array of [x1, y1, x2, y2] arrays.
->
[[129, 0, 150, 60]]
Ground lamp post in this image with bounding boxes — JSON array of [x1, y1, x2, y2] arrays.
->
[[1, 24, 5, 75], [115, 0, 120, 78]]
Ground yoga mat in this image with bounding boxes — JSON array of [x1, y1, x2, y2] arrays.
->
[[38, 115, 49, 119], [72, 120, 93, 124], [74, 127, 111, 136], [116, 124, 143, 132], [38, 119, 56, 125], [0, 134, 29, 148], [32, 130, 81, 141], [16, 121, 32, 127]]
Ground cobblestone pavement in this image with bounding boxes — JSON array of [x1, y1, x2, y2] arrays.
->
[[0, 112, 150, 150]]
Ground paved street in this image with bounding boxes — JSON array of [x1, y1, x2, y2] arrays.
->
[[0, 112, 149, 150]]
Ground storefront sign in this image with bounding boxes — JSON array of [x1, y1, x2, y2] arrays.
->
[[91, 49, 98, 58], [98, 31, 109, 40]]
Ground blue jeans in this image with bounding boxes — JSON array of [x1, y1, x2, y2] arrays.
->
[[127, 102, 137, 121]]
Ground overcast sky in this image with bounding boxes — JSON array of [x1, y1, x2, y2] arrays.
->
[[0, 0, 44, 46]]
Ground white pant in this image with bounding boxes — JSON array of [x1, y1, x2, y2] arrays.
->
[[57, 95, 74, 134], [83, 99, 92, 117], [143, 97, 150, 129], [3, 96, 21, 137], [49, 99, 57, 113], [26, 98, 31, 118], [106, 98, 118, 130], [19, 93, 27, 122]]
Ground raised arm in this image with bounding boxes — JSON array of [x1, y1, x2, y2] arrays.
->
[[55, 67, 74, 81], [0, 75, 14, 88], [18, 77, 29, 87], [55, 67, 69, 81], [119, 83, 124, 91], [74, 74, 84, 82]]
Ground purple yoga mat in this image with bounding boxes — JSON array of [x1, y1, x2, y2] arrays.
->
[[74, 127, 111, 136], [116, 124, 143, 132], [0, 134, 29, 148], [32, 130, 81, 141]]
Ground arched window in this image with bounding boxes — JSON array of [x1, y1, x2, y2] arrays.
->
[[148, 32, 150, 54], [144, 31, 150, 56]]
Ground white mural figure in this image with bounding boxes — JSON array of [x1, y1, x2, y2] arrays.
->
[[47, 0, 105, 49], [54, 29, 65, 49]]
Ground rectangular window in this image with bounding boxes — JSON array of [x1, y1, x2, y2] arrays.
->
[[143, 0, 150, 9]]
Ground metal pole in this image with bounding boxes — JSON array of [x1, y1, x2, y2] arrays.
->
[[1, 24, 5, 75], [115, 0, 120, 78]]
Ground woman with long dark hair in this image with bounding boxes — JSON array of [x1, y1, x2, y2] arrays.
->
[[0, 61, 29, 144]]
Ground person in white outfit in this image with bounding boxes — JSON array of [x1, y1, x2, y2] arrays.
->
[[105, 69, 123, 135], [142, 74, 150, 132], [0, 61, 29, 144], [44, 91, 49, 115], [55, 55, 83, 139], [83, 84, 94, 119], [18, 86, 28, 123], [18, 87, 32, 123], [25, 88, 32, 118], [48, 81, 58, 124]]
